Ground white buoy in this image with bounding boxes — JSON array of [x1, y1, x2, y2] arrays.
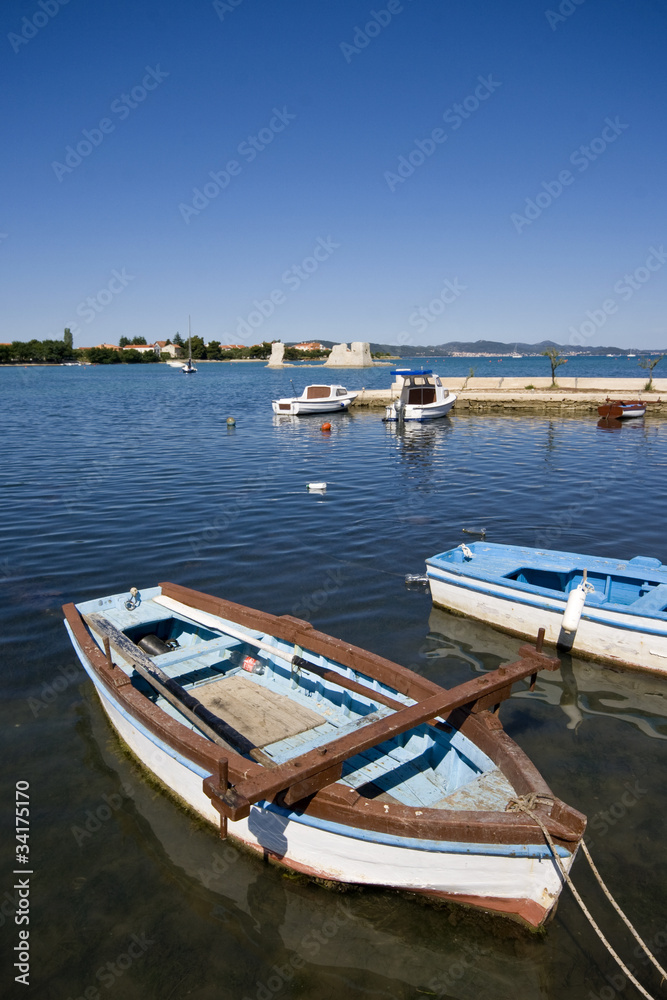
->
[[307, 482, 327, 492], [562, 572, 594, 633]]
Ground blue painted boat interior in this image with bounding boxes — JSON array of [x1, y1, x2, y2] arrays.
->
[[76, 589, 515, 813], [426, 544, 667, 619]]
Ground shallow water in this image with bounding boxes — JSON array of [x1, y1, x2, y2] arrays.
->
[[2, 363, 666, 1000]]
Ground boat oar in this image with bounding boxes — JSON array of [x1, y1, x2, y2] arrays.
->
[[82, 612, 274, 766], [153, 594, 408, 711]]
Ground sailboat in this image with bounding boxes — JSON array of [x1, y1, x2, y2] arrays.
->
[[182, 317, 197, 374]]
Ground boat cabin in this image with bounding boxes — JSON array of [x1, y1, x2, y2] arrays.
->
[[393, 370, 443, 405]]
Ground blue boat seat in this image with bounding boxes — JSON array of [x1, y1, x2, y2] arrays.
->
[[152, 636, 244, 673], [629, 585, 667, 615]]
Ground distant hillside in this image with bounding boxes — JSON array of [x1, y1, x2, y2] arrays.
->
[[286, 340, 664, 357]]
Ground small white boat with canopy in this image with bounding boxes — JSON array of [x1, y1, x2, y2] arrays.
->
[[384, 370, 456, 422], [272, 384, 358, 415]]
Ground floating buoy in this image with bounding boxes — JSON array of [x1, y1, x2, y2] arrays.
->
[[226, 417, 236, 426], [321, 422, 331, 432], [307, 482, 327, 492]]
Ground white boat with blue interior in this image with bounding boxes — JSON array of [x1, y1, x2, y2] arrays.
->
[[63, 581, 585, 928], [426, 543, 667, 674]]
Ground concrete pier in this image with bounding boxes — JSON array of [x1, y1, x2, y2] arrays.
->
[[351, 377, 667, 416]]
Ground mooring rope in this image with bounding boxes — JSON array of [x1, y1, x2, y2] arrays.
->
[[579, 840, 667, 984], [506, 794, 663, 1000]]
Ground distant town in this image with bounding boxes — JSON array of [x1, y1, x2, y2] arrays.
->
[[0, 333, 663, 365]]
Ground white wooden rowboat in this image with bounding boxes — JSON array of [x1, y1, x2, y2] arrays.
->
[[63, 582, 585, 928], [426, 543, 667, 675]]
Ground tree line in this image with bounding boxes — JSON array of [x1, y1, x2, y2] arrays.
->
[[0, 331, 329, 364]]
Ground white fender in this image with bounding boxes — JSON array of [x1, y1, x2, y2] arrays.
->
[[562, 581, 593, 633]]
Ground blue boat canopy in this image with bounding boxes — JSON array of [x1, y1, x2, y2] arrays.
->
[[391, 369, 433, 376]]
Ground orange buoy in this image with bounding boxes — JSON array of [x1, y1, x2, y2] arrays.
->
[[321, 422, 331, 432]]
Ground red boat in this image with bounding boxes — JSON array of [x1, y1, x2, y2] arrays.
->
[[597, 399, 646, 419]]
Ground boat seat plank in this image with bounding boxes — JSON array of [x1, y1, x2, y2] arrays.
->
[[630, 585, 667, 614], [430, 768, 515, 812], [193, 675, 326, 748], [262, 705, 394, 763], [341, 744, 452, 807], [152, 637, 243, 673]]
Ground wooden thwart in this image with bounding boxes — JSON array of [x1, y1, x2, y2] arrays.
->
[[195, 674, 325, 748], [204, 643, 559, 821], [83, 613, 274, 766]]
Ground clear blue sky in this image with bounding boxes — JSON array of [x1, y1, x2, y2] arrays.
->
[[2, 0, 665, 349]]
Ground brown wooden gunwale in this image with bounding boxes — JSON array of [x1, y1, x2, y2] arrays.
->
[[63, 589, 585, 848]]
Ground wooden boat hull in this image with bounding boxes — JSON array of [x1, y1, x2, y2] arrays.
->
[[597, 401, 646, 419], [63, 582, 585, 928], [426, 545, 667, 675]]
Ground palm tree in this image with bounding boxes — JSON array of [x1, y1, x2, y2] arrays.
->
[[638, 355, 663, 391], [542, 347, 567, 387]]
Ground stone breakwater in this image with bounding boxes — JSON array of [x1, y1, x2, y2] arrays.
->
[[352, 377, 667, 415]]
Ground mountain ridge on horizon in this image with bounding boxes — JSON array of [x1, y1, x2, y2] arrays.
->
[[286, 339, 665, 357]]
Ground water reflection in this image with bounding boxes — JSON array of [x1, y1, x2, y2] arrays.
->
[[597, 416, 623, 432], [426, 607, 667, 740], [81, 690, 554, 1000]]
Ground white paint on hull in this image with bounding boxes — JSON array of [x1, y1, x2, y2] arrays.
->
[[88, 671, 567, 918], [385, 395, 457, 422], [427, 571, 667, 674]]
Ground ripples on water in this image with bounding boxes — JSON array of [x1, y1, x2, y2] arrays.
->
[[2, 364, 666, 999]]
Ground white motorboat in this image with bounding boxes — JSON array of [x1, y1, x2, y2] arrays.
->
[[271, 384, 358, 415], [384, 370, 456, 422]]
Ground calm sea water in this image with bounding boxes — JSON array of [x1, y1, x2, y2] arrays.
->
[[2, 362, 667, 1000]]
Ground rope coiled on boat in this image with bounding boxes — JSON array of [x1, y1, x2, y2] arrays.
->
[[507, 794, 665, 999]]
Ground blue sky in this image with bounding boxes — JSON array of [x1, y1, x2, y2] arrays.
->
[[2, 0, 666, 349]]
